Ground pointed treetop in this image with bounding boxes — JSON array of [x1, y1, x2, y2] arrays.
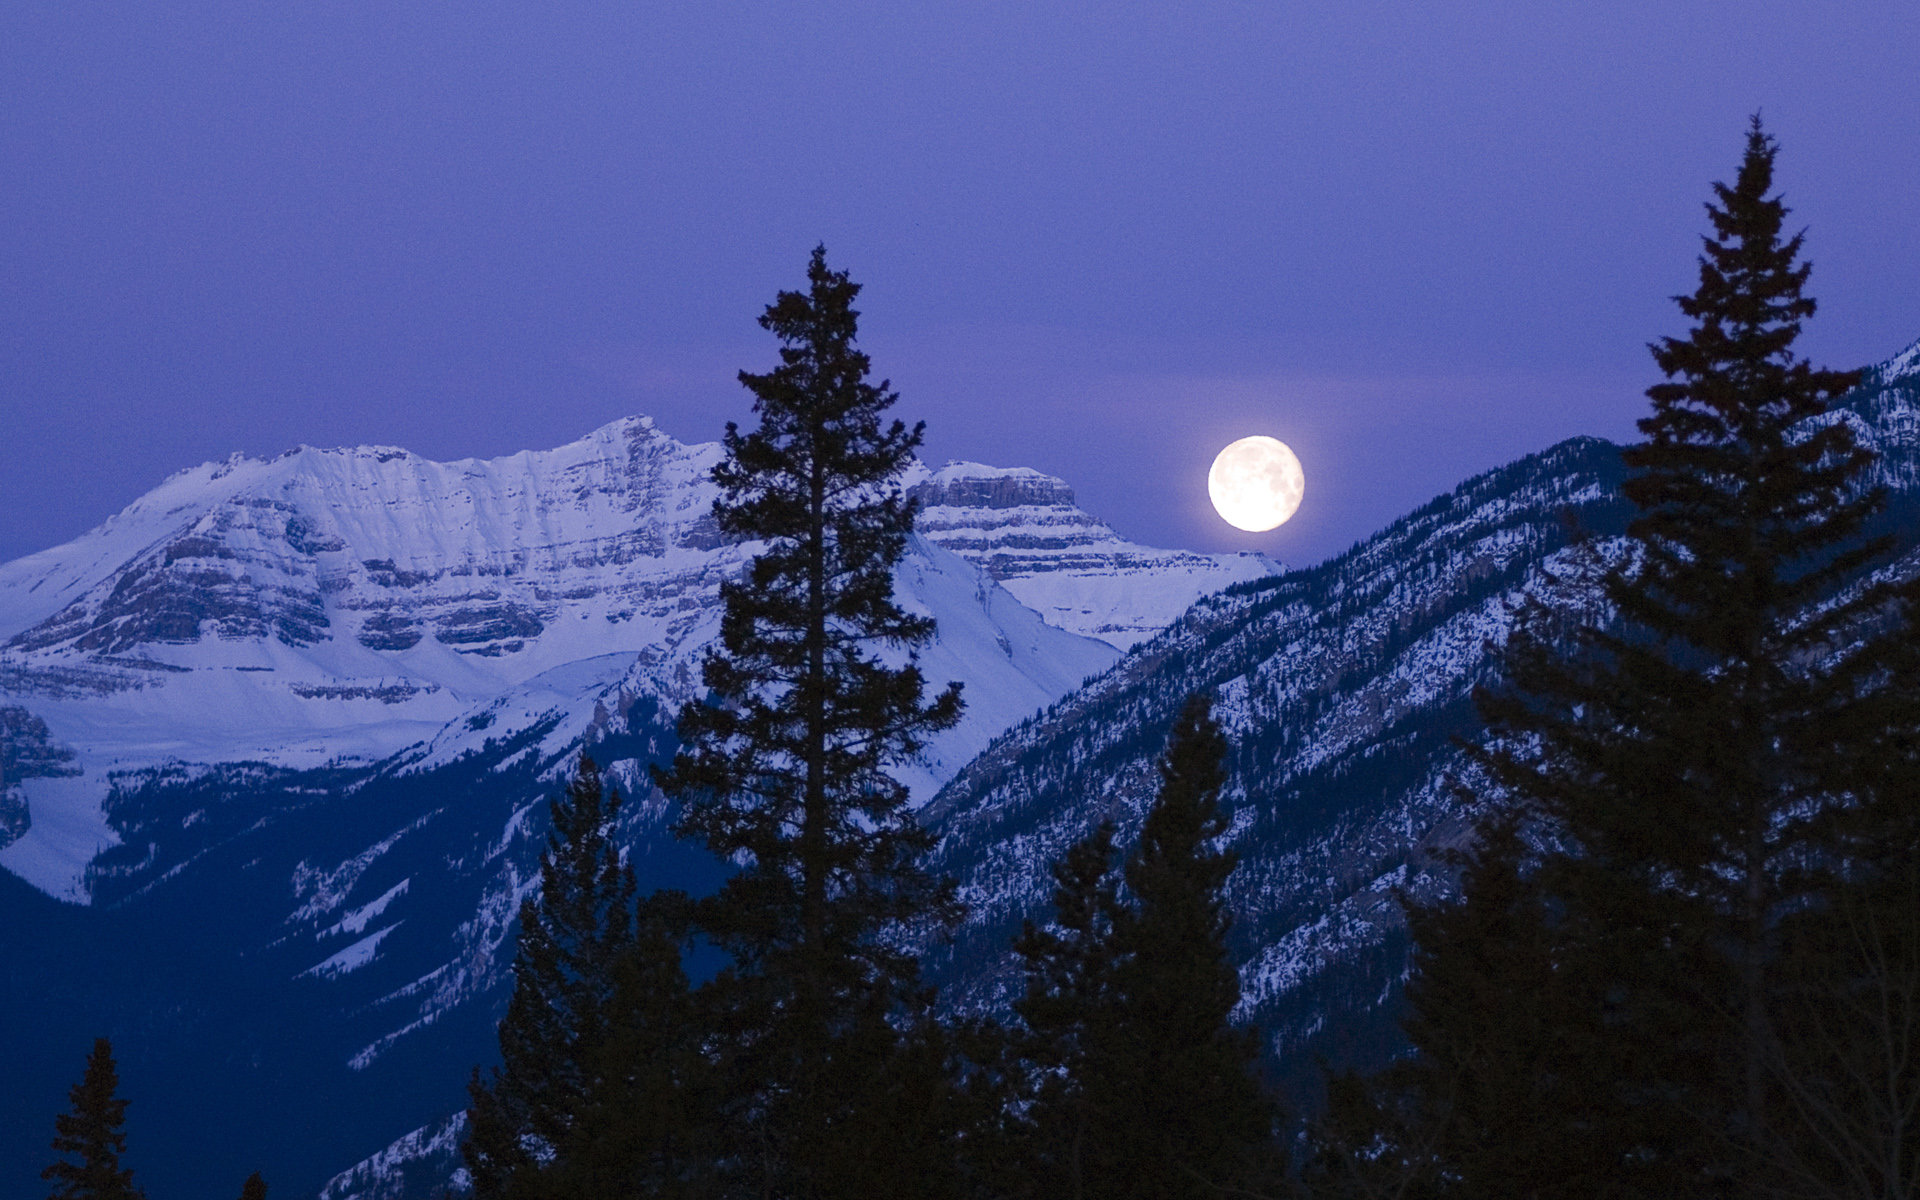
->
[[43, 1037, 143, 1200]]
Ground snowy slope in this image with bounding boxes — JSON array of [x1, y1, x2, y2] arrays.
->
[[920, 333, 1920, 1090], [0, 415, 1254, 902]]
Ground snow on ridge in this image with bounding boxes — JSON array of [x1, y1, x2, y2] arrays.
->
[[1879, 334, 1920, 384], [319, 1113, 468, 1200], [919, 460, 1062, 484], [0, 412, 1277, 902], [302, 922, 401, 979], [289, 812, 438, 924], [321, 878, 410, 939]]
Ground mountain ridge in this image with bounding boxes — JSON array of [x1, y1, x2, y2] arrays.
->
[[3, 330, 1913, 1200], [919, 333, 1920, 1094], [0, 415, 1273, 903]]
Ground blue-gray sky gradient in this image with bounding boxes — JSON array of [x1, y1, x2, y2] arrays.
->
[[4, 1, 1917, 567]]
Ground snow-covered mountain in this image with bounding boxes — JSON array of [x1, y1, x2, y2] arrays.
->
[[0, 415, 1272, 1200], [10, 332, 1914, 1200], [0, 416, 1272, 904], [918, 335, 1920, 1098], [906, 461, 1274, 649]]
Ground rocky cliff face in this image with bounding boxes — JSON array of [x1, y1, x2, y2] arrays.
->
[[3, 419, 716, 663], [906, 461, 1278, 648], [0, 705, 77, 841]]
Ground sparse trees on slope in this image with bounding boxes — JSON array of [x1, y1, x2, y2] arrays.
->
[[464, 754, 639, 1198], [1307, 814, 1586, 1200], [1383, 118, 1907, 1196], [652, 245, 964, 1198], [43, 1037, 143, 1200]]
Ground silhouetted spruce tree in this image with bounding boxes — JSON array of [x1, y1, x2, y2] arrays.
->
[[236, 1172, 267, 1200], [1307, 813, 1587, 1200], [1386, 117, 1893, 1196], [1104, 694, 1276, 1199], [539, 890, 714, 1199], [652, 245, 964, 1199], [1011, 819, 1124, 1199], [1013, 695, 1277, 1200], [43, 1038, 143, 1200], [464, 754, 637, 1199]]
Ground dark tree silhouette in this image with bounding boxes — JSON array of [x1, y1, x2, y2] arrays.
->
[[1368, 118, 1912, 1197], [652, 245, 964, 1198], [43, 1038, 143, 1200], [1014, 695, 1277, 1200], [464, 754, 637, 1198], [538, 892, 715, 1199], [1012, 819, 1123, 1198]]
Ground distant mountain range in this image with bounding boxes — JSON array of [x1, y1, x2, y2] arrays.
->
[[0, 417, 1270, 1199], [2, 335, 1913, 1200]]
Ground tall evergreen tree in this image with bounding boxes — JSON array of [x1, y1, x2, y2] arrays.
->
[[1013, 695, 1277, 1200], [652, 245, 965, 1198], [1610, 115, 1875, 1145], [465, 753, 637, 1199], [1380, 118, 1894, 1196], [43, 1038, 143, 1200]]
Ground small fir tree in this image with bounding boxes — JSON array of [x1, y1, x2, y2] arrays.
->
[[236, 1172, 267, 1200], [464, 754, 636, 1198], [652, 245, 964, 1197], [1103, 694, 1275, 1200], [43, 1038, 143, 1200]]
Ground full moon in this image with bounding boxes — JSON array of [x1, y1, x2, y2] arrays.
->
[[1208, 436, 1305, 532]]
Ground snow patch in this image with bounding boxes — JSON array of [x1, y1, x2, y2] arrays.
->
[[302, 923, 401, 979], [0, 775, 118, 903], [319, 1112, 468, 1200], [321, 878, 410, 939]]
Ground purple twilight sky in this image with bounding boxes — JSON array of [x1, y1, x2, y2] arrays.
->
[[3, 2, 1917, 569]]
